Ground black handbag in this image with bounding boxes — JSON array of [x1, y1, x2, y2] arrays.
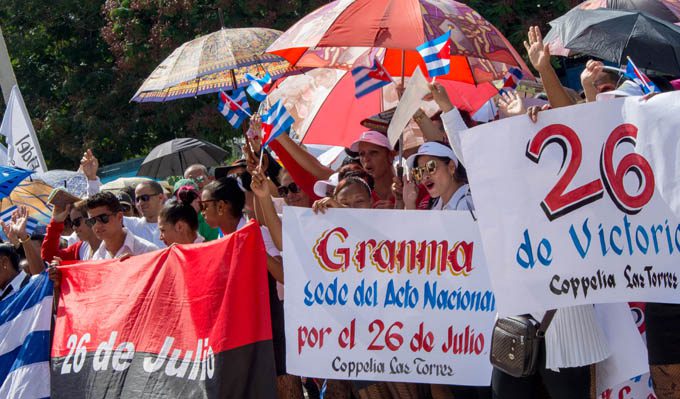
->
[[489, 310, 556, 378]]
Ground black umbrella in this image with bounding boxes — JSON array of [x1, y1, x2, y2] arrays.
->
[[137, 138, 228, 179], [545, 8, 680, 75], [580, 0, 680, 23]]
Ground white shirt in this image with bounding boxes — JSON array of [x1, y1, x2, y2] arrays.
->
[[431, 184, 473, 211], [91, 228, 159, 260], [78, 241, 93, 261], [124, 216, 166, 249], [440, 107, 470, 166], [0, 270, 29, 300]]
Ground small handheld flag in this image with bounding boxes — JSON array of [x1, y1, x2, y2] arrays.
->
[[499, 67, 523, 94], [261, 100, 294, 148], [351, 59, 393, 98], [246, 72, 273, 102], [416, 31, 451, 78], [218, 89, 251, 129], [624, 57, 660, 95]]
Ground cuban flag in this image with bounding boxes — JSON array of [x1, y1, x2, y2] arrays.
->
[[351, 59, 393, 98], [218, 89, 251, 129], [624, 58, 660, 94], [416, 31, 451, 78], [499, 67, 523, 93], [0, 273, 52, 398], [261, 100, 294, 148], [246, 73, 272, 102], [0, 206, 39, 236]]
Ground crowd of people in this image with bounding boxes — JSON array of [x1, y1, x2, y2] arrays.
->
[[1, 25, 679, 399]]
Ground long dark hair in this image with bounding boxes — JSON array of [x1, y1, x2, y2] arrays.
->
[[160, 186, 199, 231], [202, 177, 245, 219]]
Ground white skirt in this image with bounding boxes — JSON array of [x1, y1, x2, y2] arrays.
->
[[534, 305, 611, 371]]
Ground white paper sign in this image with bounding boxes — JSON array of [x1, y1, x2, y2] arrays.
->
[[283, 207, 495, 385], [387, 67, 429, 147], [460, 96, 680, 316]]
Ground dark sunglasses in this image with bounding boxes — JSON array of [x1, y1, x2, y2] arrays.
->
[[278, 182, 300, 197], [136, 193, 160, 203], [200, 199, 219, 212], [411, 160, 438, 182], [120, 204, 131, 213], [71, 216, 85, 228], [85, 213, 115, 227]]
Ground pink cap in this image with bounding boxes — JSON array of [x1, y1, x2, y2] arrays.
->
[[671, 79, 680, 91], [349, 131, 392, 153]]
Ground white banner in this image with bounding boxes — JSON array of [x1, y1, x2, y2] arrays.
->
[[0, 85, 47, 172], [460, 94, 680, 316], [283, 207, 495, 385]]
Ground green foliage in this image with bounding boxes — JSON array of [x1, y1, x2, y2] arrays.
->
[[0, 0, 325, 169], [0, 0, 573, 169]]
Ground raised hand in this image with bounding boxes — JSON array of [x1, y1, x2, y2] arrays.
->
[[402, 174, 419, 210], [523, 26, 551, 73], [52, 203, 72, 223], [427, 82, 454, 113], [11, 206, 30, 241], [580, 59, 604, 90], [79, 149, 99, 180], [250, 167, 271, 199], [497, 91, 527, 117]]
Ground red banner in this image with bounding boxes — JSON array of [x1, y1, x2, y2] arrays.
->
[[51, 221, 277, 398]]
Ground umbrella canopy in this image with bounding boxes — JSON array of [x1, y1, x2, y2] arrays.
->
[[267, 0, 533, 84], [100, 177, 154, 192], [579, 0, 680, 22], [133, 28, 293, 102], [0, 166, 33, 199], [34, 170, 88, 198], [265, 68, 498, 148], [0, 179, 54, 225], [137, 138, 228, 179], [545, 8, 680, 75]]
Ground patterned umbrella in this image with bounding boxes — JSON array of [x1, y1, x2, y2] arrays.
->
[[267, 0, 533, 84], [0, 179, 54, 225], [265, 68, 498, 148], [132, 28, 293, 102]]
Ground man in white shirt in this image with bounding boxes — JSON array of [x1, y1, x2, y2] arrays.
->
[[0, 243, 30, 301], [86, 192, 158, 260], [123, 181, 166, 248]]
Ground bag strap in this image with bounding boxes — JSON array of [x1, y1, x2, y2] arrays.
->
[[537, 310, 557, 337]]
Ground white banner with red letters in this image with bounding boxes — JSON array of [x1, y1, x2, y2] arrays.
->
[[460, 93, 680, 316], [283, 207, 495, 385]]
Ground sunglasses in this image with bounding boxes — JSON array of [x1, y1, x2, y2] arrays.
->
[[71, 216, 85, 228], [121, 204, 131, 213], [136, 193, 160, 203], [85, 213, 115, 227], [200, 199, 219, 212], [278, 182, 300, 197], [411, 160, 438, 182]]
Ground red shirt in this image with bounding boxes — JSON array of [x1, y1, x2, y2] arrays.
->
[[41, 220, 84, 262]]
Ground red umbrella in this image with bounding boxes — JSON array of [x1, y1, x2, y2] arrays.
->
[[267, 0, 533, 84], [264, 68, 498, 148]]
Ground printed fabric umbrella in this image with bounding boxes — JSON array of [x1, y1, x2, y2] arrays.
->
[[0, 166, 33, 199], [578, 0, 680, 23], [544, 8, 680, 75], [34, 170, 88, 198], [0, 178, 54, 225], [137, 138, 228, 179], [267, 0, 534, 84], [265, 68, 499, 148], [132, 27, 293, 102]]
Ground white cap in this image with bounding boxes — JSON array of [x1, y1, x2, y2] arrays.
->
[[349, 131, 392, 153], [596, 80, 644, 101], [313, 173, 339, 197], [406, 142, 458, 169]]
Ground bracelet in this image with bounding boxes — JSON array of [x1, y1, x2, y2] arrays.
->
[[18, 235, 30, 244]]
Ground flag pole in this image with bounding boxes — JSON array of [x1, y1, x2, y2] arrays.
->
[[397, 49, 406, 180]]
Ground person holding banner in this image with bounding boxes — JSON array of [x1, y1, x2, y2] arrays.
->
[[86, 192, 159, 260]]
